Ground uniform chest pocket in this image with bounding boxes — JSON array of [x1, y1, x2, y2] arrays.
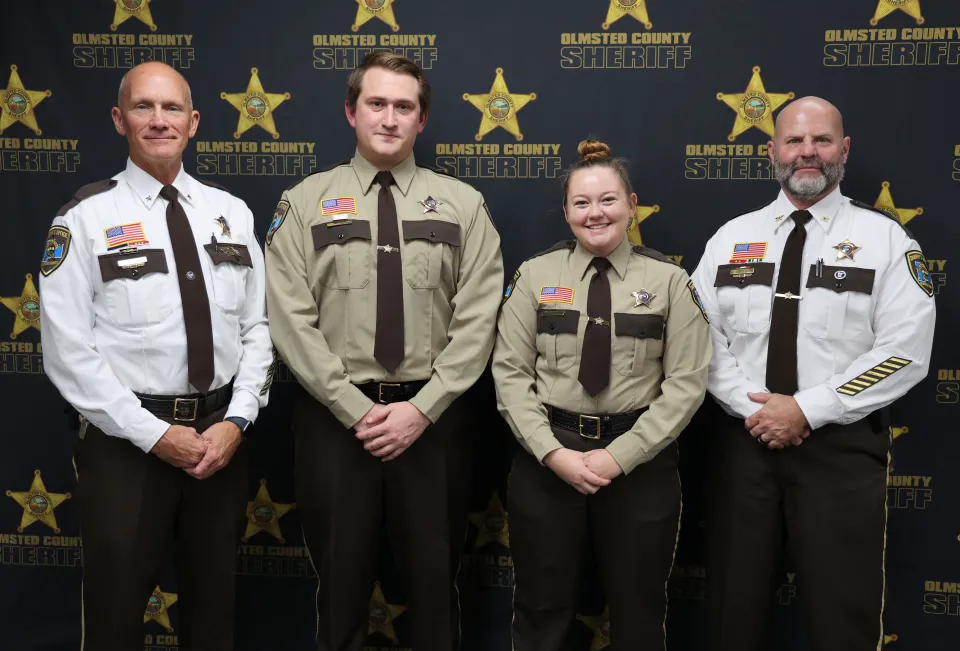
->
[[535, 309, 580, 371], [714, 263, 775, 334], [311, 220, 372, 290], [802, 265, 875, 340], [402, 220, 460, 289], [613, 313, 665, 376], [203, 243, 253, 316], [97, 249, 175, 328]]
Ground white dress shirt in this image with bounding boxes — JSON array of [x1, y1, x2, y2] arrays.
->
[[39, 159, 273, 452], [691, 186, 935, 429]]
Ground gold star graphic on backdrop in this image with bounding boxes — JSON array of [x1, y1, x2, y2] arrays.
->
[[871, 0, 923, 25], [243, 479, 295, 543], [717, 67, 793, 142], [891, 426, 909, 440], [874, 181, 923, 226], [577, 605, 611, 651], [221, 68, 290, 140], [368, 582, 406, 645], [884, 633, 899, 644], [144, 586, 178, 632], [1, 274, 41, 339], [464, 68, 536, 142], [469, 492, 510, 550], [627, 204, 660, 246], [603, 0, 652, 30], [353, 0, 400, 32], [112, 0, 157, 32], [6, 470, 71, 533], [1, 66, 51, 136]]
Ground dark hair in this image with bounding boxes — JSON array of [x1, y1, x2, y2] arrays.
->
[[345, 51, 432, 116], [562, 139, 634, 204]]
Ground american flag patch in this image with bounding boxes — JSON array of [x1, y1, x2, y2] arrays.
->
[[320, 197, 357, 216], [539, 286, 574, 304], [729, 242, 767, 262], [104, 222, 148, 250]]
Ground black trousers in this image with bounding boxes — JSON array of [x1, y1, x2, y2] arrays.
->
[[707, 415, 890, 651], [294, 394, 470, 651], [508, 428, 682, 651], [75, 407, 248, 651]]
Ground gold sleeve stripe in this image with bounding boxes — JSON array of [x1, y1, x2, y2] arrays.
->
[[836, 357, 912, 396]]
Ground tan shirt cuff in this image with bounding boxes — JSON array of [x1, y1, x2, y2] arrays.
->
[[527, 427, 564, 465], [329, 384, 376, 429], [409, 377, 456, 423], [604, 433, 650, 475]]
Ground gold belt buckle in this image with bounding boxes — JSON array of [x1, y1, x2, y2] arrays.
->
[[378, 382, 402, 403], [579, 414, 601, 440], [173, 398, 199, 422]]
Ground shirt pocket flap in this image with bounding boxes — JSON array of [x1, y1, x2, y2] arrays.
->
[[98, 249, 168, 282], [536, 309, 580, 334], [806, 265, 875, 295], [203, 243, 253, 268], [402, 220, 461, 247], [312, 220, 371, 249], [615, 313, 665, 340], [714, 262, 776, 288]]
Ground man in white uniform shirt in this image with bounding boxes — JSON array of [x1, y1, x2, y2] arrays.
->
[[691, 97, 935, 651], [39, 62, 273, 651]]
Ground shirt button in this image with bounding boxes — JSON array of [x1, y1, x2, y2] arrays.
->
[[131, 270, 138, 277], [430, 231, 436, 238], [549, 324, 555, 331], [338, 233, 344, 239], [186, 271, 196, 280], [639, 330, 646, 336], [738, 279, 745, 285]]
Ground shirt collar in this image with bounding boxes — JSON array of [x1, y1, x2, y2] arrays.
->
[[571, 235, 632, 281], [123, 158, 194, 209], [352, 149, 417, 197], [771, 185, 843, 233]]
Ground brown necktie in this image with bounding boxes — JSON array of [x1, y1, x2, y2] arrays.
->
[[159, 185, 214, 393], [766, 210, 812, 395], [373, 171, 404, 375], [578, 257, 612, 396]]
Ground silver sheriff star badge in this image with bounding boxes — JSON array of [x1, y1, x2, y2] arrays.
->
[[833, 240, 861, 261], [418, 196, 443, 214], [631, 289, 656, 308]]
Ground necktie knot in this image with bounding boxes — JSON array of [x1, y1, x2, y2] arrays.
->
[[591, 257, 612, 273], [375, 171, 394, 189], [790, 210, 812, 227], [159, 185, 178, 202]]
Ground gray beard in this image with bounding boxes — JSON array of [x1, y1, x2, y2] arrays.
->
[[774, 157, 845, 202]]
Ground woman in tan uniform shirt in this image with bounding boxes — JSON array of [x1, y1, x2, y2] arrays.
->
[[492, 139, 712, 650]]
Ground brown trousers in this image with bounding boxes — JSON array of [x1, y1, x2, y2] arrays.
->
[[508, 429, 682, 651], [75, 407, 248, 651], [707, 415, 890, 651], [294, 394, 470, 651]]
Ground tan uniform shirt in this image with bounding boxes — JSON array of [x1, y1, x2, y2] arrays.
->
[[265, 151, 504, 428], [492, 236, 712, 474]]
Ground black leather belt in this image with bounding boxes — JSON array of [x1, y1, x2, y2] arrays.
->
[[356, 379, 429, 404], [548, 405, 647, 440], [135, 382, 233, 422]]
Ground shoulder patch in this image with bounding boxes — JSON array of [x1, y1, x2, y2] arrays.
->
[[41, 226, 72, 276], [502, 268, 521, 306], [56, 179, 117, 217], [196, 178, 232, 194], [905, 250, 934, 297], [686, 280, 709, 323], [851, 198, 914, 238], [285, 159, 351, 192], [632, 245, 681, 266], [266, 200, 290, 246]]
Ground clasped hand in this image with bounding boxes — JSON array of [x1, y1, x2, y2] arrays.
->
[[744, 392, 810, 449], [543, 448, 622, 494], [151, 421, 242, 479], [354, 402, 431, 462]]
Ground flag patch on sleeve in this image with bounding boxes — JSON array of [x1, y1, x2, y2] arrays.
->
[[836, 357, 912, 396], [539, 286, 574, 304]]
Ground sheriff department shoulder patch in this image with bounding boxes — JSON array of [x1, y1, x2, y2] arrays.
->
[[40, 226, 71, 276], [905, 250, 934, 297], [687, 280, 709, 323], [266, 201, 290, 246], [502, 268, 520, 306]]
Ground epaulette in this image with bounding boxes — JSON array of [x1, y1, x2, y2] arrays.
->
[[527, 240, 576, 262], [418, 163, 458, 180], [632, 245, 681, 266], [850, 198, 914, 238], [56, 179, 117, 217], [285, 159, 351, 192], [196, 178, 232, 194]]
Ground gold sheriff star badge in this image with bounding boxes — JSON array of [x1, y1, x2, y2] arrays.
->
[[627, 204, 660, 246], [874, 181, 923, 226], [243, 479, 295, 543], [221, 68, 290, 140], [717, 67, 794, 142], [469, 492, 510, 550], [603, 0, 653, 30], [1, 66, 51, 136], [6, 470, 71, 533], [353, 0, 400, 32], [112, 0, 157, 32], [368, 582, 406, 645], [1, 274, 41, 339], [871, 0, 923, 25], [577, 605, 611, 651], [464, 68, 536, 142], [144, 586, 178, 632]]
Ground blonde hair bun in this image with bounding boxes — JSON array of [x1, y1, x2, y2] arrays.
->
[[577, 139, 611, 162]]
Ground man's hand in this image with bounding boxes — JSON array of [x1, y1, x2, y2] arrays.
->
[[582, 449, 623, 480], [354, 403, 390, 434], [543, 448, 611, 495], [151, 424, 207, 468], [185, 421, 243, 480], [745, 392, 810, 449], [355, 402, 430, 462]]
